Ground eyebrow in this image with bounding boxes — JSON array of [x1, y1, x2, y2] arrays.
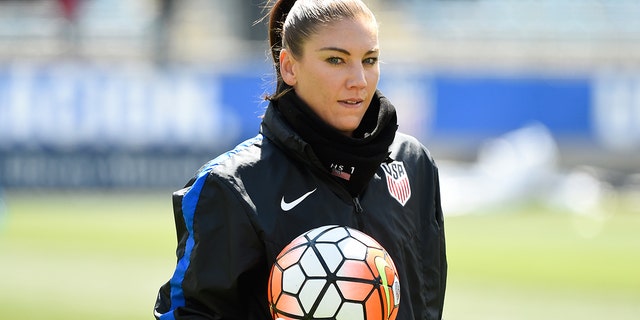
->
[[318, 47, 379, 56]]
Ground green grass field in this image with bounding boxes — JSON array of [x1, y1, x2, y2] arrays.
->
[[0, 190, 638, 319]]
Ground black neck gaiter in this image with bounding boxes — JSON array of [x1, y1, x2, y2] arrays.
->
[[275, 90, 398, 196]]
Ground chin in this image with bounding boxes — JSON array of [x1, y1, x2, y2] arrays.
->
[[337, 126, 359, 136]]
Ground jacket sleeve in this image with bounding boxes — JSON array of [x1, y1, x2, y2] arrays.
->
[[154, 169, 269, 320], [430, 162, 447, 319]]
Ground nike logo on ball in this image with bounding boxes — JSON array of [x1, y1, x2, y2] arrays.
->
[[280, 188, 317, 212]]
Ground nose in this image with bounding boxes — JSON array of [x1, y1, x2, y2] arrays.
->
[[347, 63, 367, 89]]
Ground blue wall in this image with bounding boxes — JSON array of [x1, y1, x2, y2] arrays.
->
[[0, 64, 633, 187], [431, 75, 591, 138]]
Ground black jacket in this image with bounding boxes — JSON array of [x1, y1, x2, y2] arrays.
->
[[155, 94, 447, 320]]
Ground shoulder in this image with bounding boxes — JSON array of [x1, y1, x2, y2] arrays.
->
[[389, 132, 436, 166], [177, 135, 268, 212], [192, 133, 294, 189], [188, 135, 265, 184]]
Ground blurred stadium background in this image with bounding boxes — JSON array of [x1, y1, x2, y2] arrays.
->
[[0, 0, 638, 319]]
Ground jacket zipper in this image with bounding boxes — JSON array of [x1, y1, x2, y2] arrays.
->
[[352, 197, 364, 229]]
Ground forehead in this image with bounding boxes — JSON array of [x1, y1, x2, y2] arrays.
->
[[306, 17, 379, 52]]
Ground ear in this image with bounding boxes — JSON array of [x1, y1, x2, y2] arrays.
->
[[280, 49, 297, 86]]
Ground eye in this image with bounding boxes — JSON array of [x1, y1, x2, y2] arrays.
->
[[326, 57, 344, 65], [363, 57, 378, 66]]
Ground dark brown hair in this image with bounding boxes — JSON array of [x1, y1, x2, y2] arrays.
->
[[266, 0, 376, 100]]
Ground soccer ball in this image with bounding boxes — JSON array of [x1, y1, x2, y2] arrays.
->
[[268, 225, 400, 320]]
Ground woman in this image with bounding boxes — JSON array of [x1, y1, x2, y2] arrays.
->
[[154, 0, 447, 319]]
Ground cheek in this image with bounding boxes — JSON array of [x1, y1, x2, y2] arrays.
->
[[311, 71, 341, 99], [317, 68, 342, 86], [367, 69, 380, 88]]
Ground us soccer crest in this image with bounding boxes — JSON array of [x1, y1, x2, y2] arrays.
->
[[381, 161, 411, 206]]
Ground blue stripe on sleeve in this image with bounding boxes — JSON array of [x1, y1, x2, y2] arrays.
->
[[159, 135, 262, 320]]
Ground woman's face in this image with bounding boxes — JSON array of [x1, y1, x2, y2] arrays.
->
[[280, 16, 380, 137]]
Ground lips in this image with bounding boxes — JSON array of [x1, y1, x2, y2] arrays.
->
[[338, 98, 364, 107]]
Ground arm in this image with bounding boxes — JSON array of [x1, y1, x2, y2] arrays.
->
[[154, 171, 269, 320], [431, 163, 447, 319]]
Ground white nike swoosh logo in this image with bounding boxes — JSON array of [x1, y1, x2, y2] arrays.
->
[[280, 188, 317, 212]]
